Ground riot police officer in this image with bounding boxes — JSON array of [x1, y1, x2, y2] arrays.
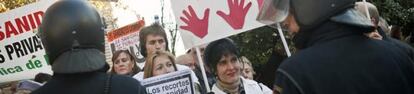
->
[[32, 0, 146, 94], [257, 0, 414, 94]]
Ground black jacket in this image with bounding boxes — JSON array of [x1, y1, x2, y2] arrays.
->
[[31, 72, 147, 94], [274, 21, 414, 94], [378, 28, 414, 60]]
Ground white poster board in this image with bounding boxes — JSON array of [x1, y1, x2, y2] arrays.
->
[[171, 0, 266, 49], [141, 70, 195, 94], [0, 0, 56, 83]]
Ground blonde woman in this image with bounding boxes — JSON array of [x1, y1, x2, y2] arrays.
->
[[143, 50, 201, 94], [143, 50, 178, 78]]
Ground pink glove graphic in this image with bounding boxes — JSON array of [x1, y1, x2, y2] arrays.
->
[[180, 5, 210, 38], [217, 0, 252, 30]]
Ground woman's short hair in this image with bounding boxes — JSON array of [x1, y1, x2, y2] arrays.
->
[[203, 38, 240, 74]]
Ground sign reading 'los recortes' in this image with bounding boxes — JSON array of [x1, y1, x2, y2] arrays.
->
[[141, 70, 195, 94]]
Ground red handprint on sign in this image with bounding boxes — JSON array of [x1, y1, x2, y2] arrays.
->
[[180, 5, 210, 38], [257, 0, 263, 10], [217, 0, 252, 30]]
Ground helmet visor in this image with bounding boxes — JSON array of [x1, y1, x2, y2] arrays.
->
[[256, 0, 290, 25]]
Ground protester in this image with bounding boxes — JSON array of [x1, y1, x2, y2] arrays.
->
[[133, 23, 200, 85], [176, 54, 197, 70], [188, 45, 217, 94], [189, 45, 216, 84], [240, 56, 272, 93], [134, 23, 199, 83], [143, 50, 177, 78], [143, 50, 202, 94], [240, 56, 255, 80], [111, 50, 141, 76], [134, 51, 200, 91], [139, 23, 169, 59], [31, 1, 146, 94], [133, 23, 170, 79], [135, 23, 203, 88], [257, 0, 414, 94], [204, 38, 272, 94]]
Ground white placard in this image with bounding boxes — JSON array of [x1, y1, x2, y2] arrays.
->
[[0, 0, 56, 83], [171, 0, 266, 49], [141, 70, 195, 94]]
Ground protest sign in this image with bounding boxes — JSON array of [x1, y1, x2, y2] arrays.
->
[[141, 70, 195, 94], [171, 0, 266, 49], [0, 0, 56, 83], [107, 20, 146, 65]]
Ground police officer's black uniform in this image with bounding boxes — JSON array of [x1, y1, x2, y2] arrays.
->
[[257, 0, 414, 94], [31, 1, 146, 94]]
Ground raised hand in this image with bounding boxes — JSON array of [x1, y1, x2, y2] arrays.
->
[[180, 5, 210, 38], [217, 0, 252, 30]]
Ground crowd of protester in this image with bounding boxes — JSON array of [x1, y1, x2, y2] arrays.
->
[[1, 0, 413, 94]]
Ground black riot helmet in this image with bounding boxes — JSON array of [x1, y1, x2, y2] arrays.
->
[[38, 0, 106, 73], [257, 0, 373, 31]]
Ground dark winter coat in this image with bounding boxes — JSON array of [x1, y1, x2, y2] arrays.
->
[[274, 21, 414, 94], [31, 72, 147, 94]]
